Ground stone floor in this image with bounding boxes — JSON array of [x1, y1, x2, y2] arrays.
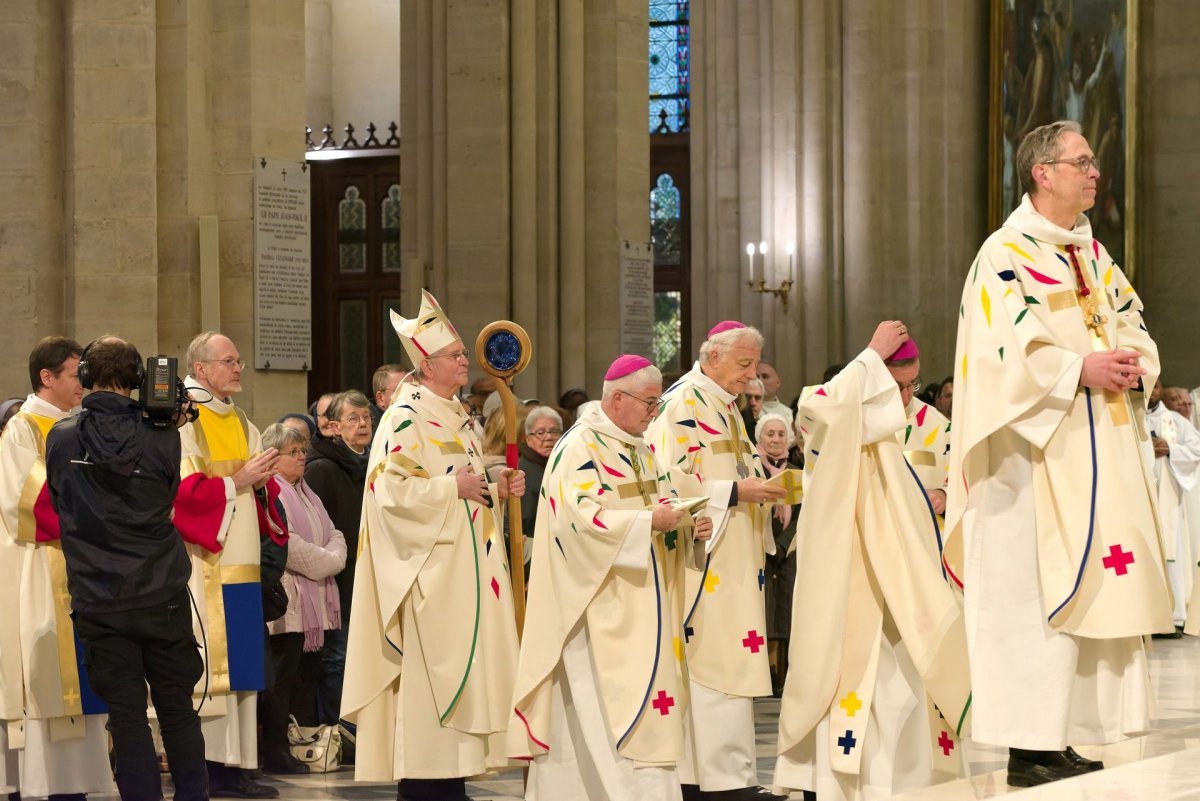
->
[[142, 634, 1200, 799]]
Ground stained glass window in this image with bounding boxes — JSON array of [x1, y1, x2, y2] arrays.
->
[[654, 291, 683, 374], [381, 183, 402, 272], [649, 0, 689, 133], [651, 173, 681, 267], [338, 185, 367, 273]]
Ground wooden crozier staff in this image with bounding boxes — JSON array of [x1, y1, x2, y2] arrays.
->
[[475, 321, 533, 638]]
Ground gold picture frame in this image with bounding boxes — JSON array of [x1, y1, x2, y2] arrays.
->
[[988, 0, 1137, 278]]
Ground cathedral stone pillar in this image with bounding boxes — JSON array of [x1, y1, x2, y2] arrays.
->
[[63, 0, 160, 351], [0, 0, 67, 391], [691, 0, 987, 388], [400, 0, 649, 400], [152, 0, 308, 423]]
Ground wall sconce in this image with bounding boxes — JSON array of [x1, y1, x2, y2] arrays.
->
[[745, 240, 794, 313]]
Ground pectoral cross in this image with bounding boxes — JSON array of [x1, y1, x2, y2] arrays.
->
[[712, 412, 752, 478]]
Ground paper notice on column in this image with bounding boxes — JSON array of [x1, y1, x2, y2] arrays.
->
[[253, 157, 312, 371], [619, 239, 654, 359]]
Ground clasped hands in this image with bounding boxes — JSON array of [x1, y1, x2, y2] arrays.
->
[[1080, 348, 1145, 393], [455, 464, 525, 505]]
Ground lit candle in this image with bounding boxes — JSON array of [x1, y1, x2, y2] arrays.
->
[[746, 242, 755, 282], [758, 241, 768, 285], [786, 241, 795, 282]]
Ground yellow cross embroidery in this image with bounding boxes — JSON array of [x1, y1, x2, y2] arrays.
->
[[704, 572, 721, 593], [839, 691, 863, 717]]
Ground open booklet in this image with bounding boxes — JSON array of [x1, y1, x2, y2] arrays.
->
[[765, 468, 804, 505], [653, 496, 709, 523]]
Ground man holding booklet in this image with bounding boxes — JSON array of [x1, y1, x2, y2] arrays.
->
[[509, 354, 712, 800]]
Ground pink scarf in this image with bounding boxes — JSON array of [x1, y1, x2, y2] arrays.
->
[[276, 479, 343, 651], [756, 442, 794, 530]]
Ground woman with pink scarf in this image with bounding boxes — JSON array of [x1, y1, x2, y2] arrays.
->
[[756, 412, 801, 697], [260, 423, 347, 774]]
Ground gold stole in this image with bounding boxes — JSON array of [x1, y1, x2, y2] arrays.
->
[[189, 405, 251, 696], [15, 411, 86, 717]]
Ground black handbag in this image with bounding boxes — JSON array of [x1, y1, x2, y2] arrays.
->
[[262, 579, 288, 622]]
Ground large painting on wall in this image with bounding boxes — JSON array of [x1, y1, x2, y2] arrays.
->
[[989, 0, 1137, 276]]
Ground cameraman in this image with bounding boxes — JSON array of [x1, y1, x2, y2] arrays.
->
[[45, 337, 207, 801]]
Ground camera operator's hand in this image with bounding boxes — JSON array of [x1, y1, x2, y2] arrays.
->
[[233, 448, 279, 490]]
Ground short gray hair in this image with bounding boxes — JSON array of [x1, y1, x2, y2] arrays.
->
[[602, 364, 664, 400], [185, 331, 221, 377], [1016, 120, 1082, 196], [744, 379, 765, 395], [698, 326, 764, 364], [261, 422, 308, 453], [524, 406, 563, 434], [328, 389, 370, 421]]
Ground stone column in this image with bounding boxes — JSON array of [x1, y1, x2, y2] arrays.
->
[[691, 0, 987, 388], [64, 0, 159, 350], [0, 0, 67, 391], [400, 0, 649, 400]]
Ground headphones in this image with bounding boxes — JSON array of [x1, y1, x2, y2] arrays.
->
[[78, 339, 144, 391]]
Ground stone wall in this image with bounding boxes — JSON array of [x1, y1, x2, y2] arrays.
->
[[1139, 0, 1200, 387]]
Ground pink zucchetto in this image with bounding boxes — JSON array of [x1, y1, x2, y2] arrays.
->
[[605, 354, 653, 381], [887, 337, 920, 362], [707, 320, 747, 338]]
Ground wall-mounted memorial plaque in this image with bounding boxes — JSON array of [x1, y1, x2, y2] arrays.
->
[[619, 239, 655, 359], [254, 157, 312, 370]]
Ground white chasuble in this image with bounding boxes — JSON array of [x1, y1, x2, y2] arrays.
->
[[0, 394, 113, 796], [1146, 405, 1200, 626], [946, 195, 1170, 748], [176, 386, 271, 768], [342, 382, 519, 782], [774, 350, 971, 800], [899, 399, 950, 497], [510, 404, 693, 799]]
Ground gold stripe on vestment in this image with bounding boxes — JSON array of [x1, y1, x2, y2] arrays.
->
[[16, 459, 46, 544], [200, 551, 231, 695], [904, 450, 936, 467], [221, 564, 261, 584], [1068, 258, 1130, 427], [1047, 290, 1078, 312], [434, 440, 466, 456], [617, 480, 659, 501], [46, 543, 83, 717]]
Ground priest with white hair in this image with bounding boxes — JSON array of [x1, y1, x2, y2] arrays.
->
[[510, 354, 711, 800]]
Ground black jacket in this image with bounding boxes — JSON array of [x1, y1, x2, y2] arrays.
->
[[305, 434, 367, 616], [45, 392, 192, 614]]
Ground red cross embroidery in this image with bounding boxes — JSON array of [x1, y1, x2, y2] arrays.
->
[[1102, 544, 1134, 576], [742, 630, 764, 653], [938, 731, 954, 756], [651, 690, 675, 716]]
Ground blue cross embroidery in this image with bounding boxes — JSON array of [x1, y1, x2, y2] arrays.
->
[[684, 625, 695, 643], [838, 730, 857, 755], [758, 568, 766, 590]]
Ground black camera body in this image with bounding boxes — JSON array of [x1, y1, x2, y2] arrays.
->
[[139, 356, 198, 429]]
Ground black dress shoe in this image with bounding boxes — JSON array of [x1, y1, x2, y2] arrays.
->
[[1063, 746, 1104, 772], [709, 787, 791, 801], [1007, 748, 1090, 787], [209, 771, 281, 799], [262, 750, 311, 775]]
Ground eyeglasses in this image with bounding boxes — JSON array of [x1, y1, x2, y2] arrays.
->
[[340, 414, 371, 426], [280, 448, 306, 458], [205, 357, 245, 370], [1042, 155, 1099, 174], [429, 348, 471, 362], [618, 390, 662, 413], [528, 428, 563, 440], [898, 377, 923, 393]]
